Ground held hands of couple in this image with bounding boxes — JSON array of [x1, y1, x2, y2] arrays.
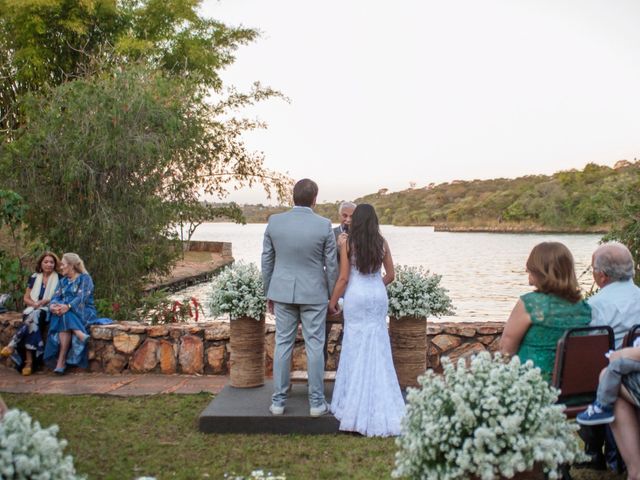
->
[[328, 301, 342, 317]]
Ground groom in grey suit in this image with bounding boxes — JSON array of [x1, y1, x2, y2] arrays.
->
[[262, 178, 339, 416]]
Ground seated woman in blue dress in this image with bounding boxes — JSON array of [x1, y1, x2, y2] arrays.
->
[[1, 252, 60, 375], [500, 241, 592, 381], [44, 252, 96, 374]]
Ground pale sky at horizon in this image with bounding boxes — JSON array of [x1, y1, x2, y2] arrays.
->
[[200, 0, 640, 205]]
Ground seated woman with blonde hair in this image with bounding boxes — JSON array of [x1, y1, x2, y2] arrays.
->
[[1, 251, 60, 375], [500, 241, 592, 381], [44, 252, 96, 374]]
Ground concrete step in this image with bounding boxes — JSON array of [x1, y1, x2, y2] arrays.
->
[[199, 380, 340, 434]]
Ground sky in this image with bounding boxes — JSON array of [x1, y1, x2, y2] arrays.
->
[[199, 0, 640, 205]]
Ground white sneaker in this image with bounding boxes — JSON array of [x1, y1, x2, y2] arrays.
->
[[269, 404, 285, 415], [309, 401, 329, 418]]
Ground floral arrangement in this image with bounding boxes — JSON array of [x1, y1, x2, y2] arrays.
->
[[209, 262, 266, 320], [0, 409, 84, 479], [393, 353, 586, 480], [225, 471, 286, 480], [387, 265, 454, 318]]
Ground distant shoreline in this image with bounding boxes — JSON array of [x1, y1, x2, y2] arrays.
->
[[222, 219, 608, 234], [431, 224, 608, 234]]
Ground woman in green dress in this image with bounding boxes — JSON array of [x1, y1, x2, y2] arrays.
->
[[500, 241, 591, 381]]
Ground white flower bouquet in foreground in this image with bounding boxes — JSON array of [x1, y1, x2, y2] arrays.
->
[[393, 352, 586, 480], [0, 409, 84, 479], [387, 265, 454, 318], [209, 262, 266, 320]]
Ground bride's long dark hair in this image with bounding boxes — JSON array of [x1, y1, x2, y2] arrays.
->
[[349, 204, 385, 274]]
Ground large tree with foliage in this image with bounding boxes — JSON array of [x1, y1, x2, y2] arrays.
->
[[0, 0, 257, 134], [0, 0, 291, 308], [606, 177, 640, 283], [2, 65, 288, 303]]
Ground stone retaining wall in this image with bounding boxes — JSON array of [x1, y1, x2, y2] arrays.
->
[[0, 313, 505, 375], [427, 322, 503, 372], [187, 240, 232, 257]]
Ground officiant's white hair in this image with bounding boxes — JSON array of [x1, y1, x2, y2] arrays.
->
[[338, 201, 356, 213]]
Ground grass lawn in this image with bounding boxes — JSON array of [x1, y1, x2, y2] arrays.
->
[[2, 393, 627, 480]]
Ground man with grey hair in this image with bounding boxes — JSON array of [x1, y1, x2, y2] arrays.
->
[[333, 201, 356, 245], [325, 202, 355, 367], [578, 241, 640, 471], [589, 242, 640, 348]]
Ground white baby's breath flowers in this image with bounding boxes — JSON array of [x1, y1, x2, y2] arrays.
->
[[209, 262, 266, 320], [387, 265, 454, 318], [393, 352, 587, 480], [0, 409, 84, 480], [225, 471, 286, 480]]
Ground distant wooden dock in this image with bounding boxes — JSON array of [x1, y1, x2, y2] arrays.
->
[[144, 241, 234, 293]]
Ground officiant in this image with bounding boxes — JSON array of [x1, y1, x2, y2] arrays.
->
[[326, 202, 356, 368]]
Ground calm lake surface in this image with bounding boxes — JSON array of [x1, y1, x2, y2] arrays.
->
[[176, 223, 601, 323]]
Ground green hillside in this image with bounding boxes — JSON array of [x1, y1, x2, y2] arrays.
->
[[239, 161, 640, 232]]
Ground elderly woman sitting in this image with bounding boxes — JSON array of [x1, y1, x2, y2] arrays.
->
[[499, 241, 592, 381], [44, 252, 96, 374], [1, 252, 60, 375]]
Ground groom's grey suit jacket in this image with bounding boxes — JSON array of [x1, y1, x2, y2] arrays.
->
[[262, 207, 339, 304]]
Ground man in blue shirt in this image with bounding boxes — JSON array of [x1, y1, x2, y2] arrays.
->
[[589, 242, 640, 348], [578, 242, 640, 471]]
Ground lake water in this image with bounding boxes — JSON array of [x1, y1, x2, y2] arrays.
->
[[176, 223, 601, 323]]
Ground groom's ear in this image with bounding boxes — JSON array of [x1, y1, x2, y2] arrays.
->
[[311, 196, 317, 208]]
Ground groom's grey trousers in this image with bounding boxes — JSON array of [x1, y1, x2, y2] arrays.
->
[[272, 302, 327, 408]]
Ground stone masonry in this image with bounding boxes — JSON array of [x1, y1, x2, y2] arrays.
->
[[0, 313, 504, 375]]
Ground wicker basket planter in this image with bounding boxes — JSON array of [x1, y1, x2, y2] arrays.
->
[[229, 316, 265, 388], [208, 262, 267, 388], [389, 315, 427, 388]]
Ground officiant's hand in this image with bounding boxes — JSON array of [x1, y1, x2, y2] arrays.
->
[[267, 300, 274, 315], [337, 232, 348, 248]]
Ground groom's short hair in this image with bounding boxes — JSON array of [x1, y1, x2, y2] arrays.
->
[[293, 179, 318, 207]]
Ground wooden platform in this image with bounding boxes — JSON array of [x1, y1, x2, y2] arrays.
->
[[198, 380, 340, 434]]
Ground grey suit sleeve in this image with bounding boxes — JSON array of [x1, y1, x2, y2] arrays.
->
[[324, 222, 339, 296], [261, 224, 275, 296]]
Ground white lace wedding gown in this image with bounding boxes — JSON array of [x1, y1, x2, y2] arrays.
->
[[330, 265, 406, 436]]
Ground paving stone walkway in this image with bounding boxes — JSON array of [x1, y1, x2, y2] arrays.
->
[[0, 365, 227, 396]]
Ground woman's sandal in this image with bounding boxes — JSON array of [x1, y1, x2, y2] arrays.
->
[[22, 364, 32, 376], [0, 346, 14, 358]]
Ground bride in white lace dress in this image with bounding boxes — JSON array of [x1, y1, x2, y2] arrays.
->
[[328, 204, 405, 436]]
